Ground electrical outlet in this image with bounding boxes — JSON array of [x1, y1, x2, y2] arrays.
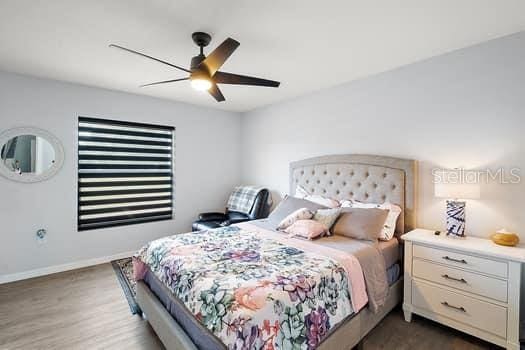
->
[[36, 228, 47, 244]]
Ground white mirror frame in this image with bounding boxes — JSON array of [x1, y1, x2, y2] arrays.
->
[[0, 127, 65, 183]]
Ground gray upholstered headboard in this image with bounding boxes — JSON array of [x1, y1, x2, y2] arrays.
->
[[290, 154, 417, 234]]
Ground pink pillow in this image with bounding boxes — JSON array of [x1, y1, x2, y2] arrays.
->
[[284, 219, 328, 240]]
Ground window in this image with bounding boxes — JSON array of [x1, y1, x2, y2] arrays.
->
[[77, 116, 174, 231]]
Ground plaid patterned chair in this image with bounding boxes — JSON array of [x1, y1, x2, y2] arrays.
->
[[192, 186, 271, 231]]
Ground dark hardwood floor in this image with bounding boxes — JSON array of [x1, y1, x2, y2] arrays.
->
[[362, 308, 499, 350], [0, 263, 503, 349], [0, 264, 164, 350]]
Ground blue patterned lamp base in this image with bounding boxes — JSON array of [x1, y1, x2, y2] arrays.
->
[[446, 200, 466, 237]]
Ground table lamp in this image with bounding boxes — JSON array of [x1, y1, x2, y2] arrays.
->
[[434, 181, 480, 237]]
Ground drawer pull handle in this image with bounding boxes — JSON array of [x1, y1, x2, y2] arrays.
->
[[441, 301, 466, 312], [441, 274, 467, 283], [442, 256, 467, 264]]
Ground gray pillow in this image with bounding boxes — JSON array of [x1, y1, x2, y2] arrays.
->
[[267, 195, 328, 226], [332, 207, 389, 241]]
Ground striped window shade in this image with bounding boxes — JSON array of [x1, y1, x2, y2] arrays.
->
[[78, 116, 174, 231]]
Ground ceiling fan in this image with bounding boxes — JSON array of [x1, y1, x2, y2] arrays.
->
[[109, 32, 280, 102]]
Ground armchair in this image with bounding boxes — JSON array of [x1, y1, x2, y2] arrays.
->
[[192, 188, 271, 231]]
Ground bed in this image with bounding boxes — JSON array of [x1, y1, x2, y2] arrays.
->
[[136, 154, 417, 350]]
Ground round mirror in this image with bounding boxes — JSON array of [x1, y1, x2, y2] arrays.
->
[[1, 135, 56, 175], [0, 127, 64, 183]]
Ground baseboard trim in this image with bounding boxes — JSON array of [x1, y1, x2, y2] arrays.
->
[[0, 250, 135, 284]]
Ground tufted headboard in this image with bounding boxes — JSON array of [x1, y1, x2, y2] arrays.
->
[[290, 154, 417, 235]]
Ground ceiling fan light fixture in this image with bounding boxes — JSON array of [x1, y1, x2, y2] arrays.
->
[[190, 69, 212, 91], [190, 77, 212, 91]]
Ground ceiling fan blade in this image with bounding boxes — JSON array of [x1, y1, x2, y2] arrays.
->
[[213, 71, 280, 88], [208, 83, 226, 102], [200, 38, 240, 76], [109, 44, 191, 73], [140, 77, 189, 88]]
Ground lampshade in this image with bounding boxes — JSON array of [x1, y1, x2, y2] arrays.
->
[[434, 182, 480, 200]]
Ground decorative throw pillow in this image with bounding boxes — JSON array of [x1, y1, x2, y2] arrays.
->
[[332, 207, 389, 241], [267, 195, 328, 228], [313, 208, 342, 235], [340, 200, 402, 240], [295, 185, 340, 208], [277, 207, 314, 230], [284, 219, 328, 240]]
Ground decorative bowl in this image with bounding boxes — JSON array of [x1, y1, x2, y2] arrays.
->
[[491, 229, 520, 247]]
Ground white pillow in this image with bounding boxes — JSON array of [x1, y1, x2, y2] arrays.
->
[[295, 185, 340, 208], [295, 185, 310, 198], [340, 200, 402, 240], [276, 207, 314, 230]]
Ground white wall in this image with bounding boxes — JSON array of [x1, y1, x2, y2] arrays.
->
[[241, 32, 525, 239], [0, 71, 241, 278], [2, 32, 524, 281]]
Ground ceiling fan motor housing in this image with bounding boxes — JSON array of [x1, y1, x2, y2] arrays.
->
[[190, 54, 206, 70]]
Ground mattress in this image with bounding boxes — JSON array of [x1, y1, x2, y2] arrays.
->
[[142, 262, 401, 350], [386, 263, 400, 285], [143, 266, 225, 350], [140, 231, 401, 350]]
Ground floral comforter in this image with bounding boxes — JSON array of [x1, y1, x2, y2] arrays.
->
[[134, 226, 358, 350]]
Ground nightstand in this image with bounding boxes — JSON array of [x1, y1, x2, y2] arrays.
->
[[401, 229, 525, 350]]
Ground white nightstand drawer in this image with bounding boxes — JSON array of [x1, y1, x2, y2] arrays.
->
[[413, 259, 508, 302], [413, 244, 507, 278], [412, 280, 507, 338]]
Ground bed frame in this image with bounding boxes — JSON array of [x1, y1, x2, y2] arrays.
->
[[137, 154, 417, 350]]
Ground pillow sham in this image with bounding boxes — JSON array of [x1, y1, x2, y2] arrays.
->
[[284, 219, 327, 240], [313, 208, 342, 235], [340, 200, 402, 240], [277, 207, 314, 230], [295, 185, 340, 208], [268, 195, 328, 225], [332, 207, 389, 241]]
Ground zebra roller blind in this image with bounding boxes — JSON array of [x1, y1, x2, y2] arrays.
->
[[78, 116, 174, 231]]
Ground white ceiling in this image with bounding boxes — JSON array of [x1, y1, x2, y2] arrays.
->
[[1, 1, 525, 112]]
